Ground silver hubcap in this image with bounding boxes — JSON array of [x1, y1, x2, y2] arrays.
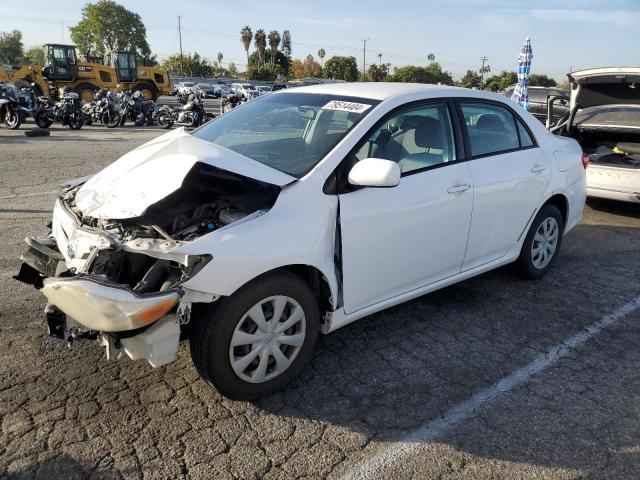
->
[[531, 217, 559, 269], [229, 296, 306, 383]]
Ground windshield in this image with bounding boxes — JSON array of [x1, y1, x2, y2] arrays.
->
[[192, 92, 379, 177]]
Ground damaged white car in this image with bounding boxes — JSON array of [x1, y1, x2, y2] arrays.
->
[[16, 84, 586, 400]]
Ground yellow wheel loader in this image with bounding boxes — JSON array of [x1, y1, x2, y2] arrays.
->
[[4, 45, 171, 101]]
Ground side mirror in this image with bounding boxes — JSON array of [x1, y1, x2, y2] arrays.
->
[[348, 158, 400, 188]]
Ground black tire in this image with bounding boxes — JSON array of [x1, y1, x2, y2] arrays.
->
[[67, 111, 84, 130], [190, 271, 320, 401], [35, 112, 52, 129], [102, 110, 121, 128], [75, 83, 97, 103], [513, 204, 564, 279]]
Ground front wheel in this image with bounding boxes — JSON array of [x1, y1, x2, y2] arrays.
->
[[157, 112, 173, 129], [4, 105, 21, 129], [513, 204, 564, 279], [35, 112, 52, 129], [67, 112, 84, 130], [190, 271, 320, 400], [102, 110, 121, 128]]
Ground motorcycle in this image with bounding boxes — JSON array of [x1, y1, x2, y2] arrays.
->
[[16, 83, 39, 123], [221, 91, 244, 113], [0, 82, 22, 129], [81, 89, 121, 128], [155, 89, 208, 129], [101, 91, 122, 128], [34, 88, 84, 130], [118, 90, 154, 126]]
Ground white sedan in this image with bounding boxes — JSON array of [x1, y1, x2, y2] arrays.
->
[[16, 83, 587, 400]]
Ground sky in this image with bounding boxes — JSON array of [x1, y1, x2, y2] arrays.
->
[[1, 0, 639, 81]]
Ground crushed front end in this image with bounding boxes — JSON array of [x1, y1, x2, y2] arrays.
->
[[14, 162, 280, 367]]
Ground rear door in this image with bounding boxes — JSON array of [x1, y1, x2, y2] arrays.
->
[[457, 100, 551, 271]]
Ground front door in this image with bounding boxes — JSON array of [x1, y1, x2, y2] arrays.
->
[[338, 102, 474, 314]]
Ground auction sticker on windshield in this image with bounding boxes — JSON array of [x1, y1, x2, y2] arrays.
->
[[322, 100, 372, 113]]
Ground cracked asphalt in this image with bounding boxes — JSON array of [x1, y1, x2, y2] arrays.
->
[[1, 121, 639, 480]]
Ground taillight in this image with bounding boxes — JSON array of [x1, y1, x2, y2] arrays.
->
[[581, 152, 589, 169]]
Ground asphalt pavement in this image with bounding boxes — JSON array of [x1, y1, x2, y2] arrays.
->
[[0, 124, 639, 480]]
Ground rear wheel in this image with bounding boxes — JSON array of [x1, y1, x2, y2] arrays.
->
[[514, 204, 564, 279], [190, 271, 320, 400], [75, 83, 97, 103], [134, 82, 158, 101]]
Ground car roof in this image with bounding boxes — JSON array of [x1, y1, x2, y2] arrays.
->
[[287, 82, 506, 102]]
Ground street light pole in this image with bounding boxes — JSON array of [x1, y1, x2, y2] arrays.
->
[[361, 39, 370, 81], [178, 16, 184, 77]]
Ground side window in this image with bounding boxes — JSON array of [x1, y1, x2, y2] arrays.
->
[[352, 103, 456, 175], [461, 103, 520, 157], [516, 118, 535, 148]]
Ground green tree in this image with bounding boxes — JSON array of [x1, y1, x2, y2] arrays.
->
[[529, 74, 557, 87], [484, 70, 517, 92], [70, 0, 150, 59], [318, 48, 326, 67], [217, 52, 223, 65], [249, 49, 289, 74], [323, 55, 359, 81], [254, 29, 266, 67], [388, 65, 430, 83], [268, 30, 281, 65], [240, 26, 252, 67], [228, 62, 238, 76], [424, 57, 454, 85], [368, 63, 388, 82], [0, 30, 24, 65], [246, 63, 279, 81], [23, 45, 45, 65], [162, 52, 212, 77], [281, 30, 292, 58], [459, 69, 481, 89]]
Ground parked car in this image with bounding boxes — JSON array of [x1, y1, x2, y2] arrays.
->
[[175, 81, 197, 95], [504, 85, 569, 124], [196, 83, 219, 98], [231, 82, 256, 100], [256, 85, 272, 96], [548, 67, 640, 204], [15, 84, 586, 400]]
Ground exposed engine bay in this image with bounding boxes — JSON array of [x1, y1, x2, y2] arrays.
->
[[54, 163, 280, 294]]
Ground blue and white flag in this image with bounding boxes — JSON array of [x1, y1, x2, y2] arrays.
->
[[511, 37, 533, 110]]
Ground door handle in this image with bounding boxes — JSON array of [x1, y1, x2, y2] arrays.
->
[[530, 164, 546, 173], [447, 183, 471, 194]]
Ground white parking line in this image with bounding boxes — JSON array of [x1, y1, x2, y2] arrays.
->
[[0, 191, 56, 200], [341, 294, 640, 480]]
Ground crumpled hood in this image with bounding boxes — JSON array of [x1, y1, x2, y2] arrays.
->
[[75, 128, 296, 219]]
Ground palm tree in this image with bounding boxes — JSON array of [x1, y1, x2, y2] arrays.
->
[[217, 52, 223, 65], [240, 26, 252, 67], [254, 29, 267, 67], [268, 30, 281, 65], [318, 48, 326, 67]]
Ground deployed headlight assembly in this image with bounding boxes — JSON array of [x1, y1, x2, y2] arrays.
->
[[42, 277, 180, 332]]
